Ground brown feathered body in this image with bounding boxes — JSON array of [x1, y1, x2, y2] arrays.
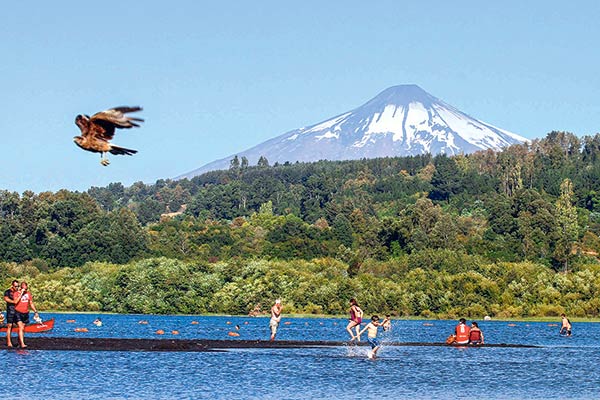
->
[[73, 106, 142, 163]]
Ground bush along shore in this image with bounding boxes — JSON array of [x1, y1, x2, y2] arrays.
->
[[3, 253, 600, 318]]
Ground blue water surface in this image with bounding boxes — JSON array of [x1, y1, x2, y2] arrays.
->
[[2, 314, 598, 399]]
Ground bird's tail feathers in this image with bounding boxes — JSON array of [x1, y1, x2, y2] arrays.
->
[[109, 145, 138, 156]]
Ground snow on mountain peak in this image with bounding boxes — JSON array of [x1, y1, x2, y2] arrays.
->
[[177, 85, 528, 179]]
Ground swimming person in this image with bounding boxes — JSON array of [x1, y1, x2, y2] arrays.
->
[[346, 298, 363, 341], [454, 318, 471, 345], [468, 321, 484, 345], [357, 315, 382, 358], [269, 299, 282, 341], [560, 313, 572, 336]]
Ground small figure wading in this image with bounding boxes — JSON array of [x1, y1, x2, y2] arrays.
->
[[381, 315, 392, 332], [269, 299, 282, 341], [560, 313, 572, 337]]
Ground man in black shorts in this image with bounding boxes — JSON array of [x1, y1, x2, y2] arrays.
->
[[3, 280, 20, 347]]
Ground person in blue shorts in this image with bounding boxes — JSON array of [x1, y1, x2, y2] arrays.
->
[[358, 315, 382, 358]]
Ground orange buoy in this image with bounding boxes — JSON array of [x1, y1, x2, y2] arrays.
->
[[171, 330, 179, 335], [284, 321, 291, 325], [155, 329, 165, 335], [74, 327, 88, 332], [244, 321, 249, 325], [423, 323, 434, 326], [508, 323, 517, 327], [66, 319, 76, 323], [191, 321, 199, 325], [228, 331, 240, 337]]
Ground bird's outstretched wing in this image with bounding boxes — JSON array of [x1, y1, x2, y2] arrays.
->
[[89, 106, 144, 141]]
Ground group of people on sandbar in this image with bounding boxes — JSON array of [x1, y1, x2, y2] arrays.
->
[[3, 280, 39, 348]]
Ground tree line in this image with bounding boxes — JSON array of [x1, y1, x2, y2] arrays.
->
[[1, 131, 600, 317]]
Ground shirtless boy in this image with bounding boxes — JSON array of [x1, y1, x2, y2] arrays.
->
[[358, 315, 382, 358]]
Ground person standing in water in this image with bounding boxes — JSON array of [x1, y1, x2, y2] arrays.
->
[[3, 280, 20, 347], [269, 299, 283, 341], [346, 298, 363, 341], [560, 313, 572, 336], [14, 281, 38, 348], [381, 315, 392, 331]]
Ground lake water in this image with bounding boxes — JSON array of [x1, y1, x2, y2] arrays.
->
[[3, 313, 599, 399]]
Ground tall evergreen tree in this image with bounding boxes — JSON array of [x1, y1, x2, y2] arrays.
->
[[554, 178, 579, 272]]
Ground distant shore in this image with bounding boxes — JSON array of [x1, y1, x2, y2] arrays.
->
[[34, 311, 598, 323]]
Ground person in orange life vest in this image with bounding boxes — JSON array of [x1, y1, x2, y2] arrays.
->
[[454, 318, 471, 344], [469, 321, 484, 345], [3, 280, 20, 347], [14, 282, 38, 348]]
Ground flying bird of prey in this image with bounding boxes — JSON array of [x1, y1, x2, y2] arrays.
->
[[73, 106, 143, 166]]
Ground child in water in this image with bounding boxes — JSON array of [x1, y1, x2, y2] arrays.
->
[[381, 315, 391, 331], [358, 315, 382, 358]]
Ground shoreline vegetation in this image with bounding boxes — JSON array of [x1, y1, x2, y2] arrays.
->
[[4, 254, 600, 319]]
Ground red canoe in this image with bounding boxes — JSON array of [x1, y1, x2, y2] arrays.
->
[[0, 318, 55, 333]]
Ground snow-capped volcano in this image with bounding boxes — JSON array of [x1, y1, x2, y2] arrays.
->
[[178, 85, 527, 179]]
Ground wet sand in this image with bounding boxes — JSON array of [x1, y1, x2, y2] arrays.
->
[[6, 338, 541, 352]]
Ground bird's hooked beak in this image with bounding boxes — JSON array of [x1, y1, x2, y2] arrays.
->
[[75, 114, 90, 131]]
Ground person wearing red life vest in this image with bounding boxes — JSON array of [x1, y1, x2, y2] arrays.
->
[[469, 321, 484, 345], [454, 318, 471, 344], [14, 281, 38, 348]]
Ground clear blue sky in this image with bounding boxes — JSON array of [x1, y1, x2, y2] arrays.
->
[[1, 1, 598, 193]]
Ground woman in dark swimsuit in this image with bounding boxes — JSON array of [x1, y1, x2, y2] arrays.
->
[[346, 298, 363, 341]]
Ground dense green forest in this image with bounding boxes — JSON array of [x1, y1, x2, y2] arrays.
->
[[2, 131, 600, 317]]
